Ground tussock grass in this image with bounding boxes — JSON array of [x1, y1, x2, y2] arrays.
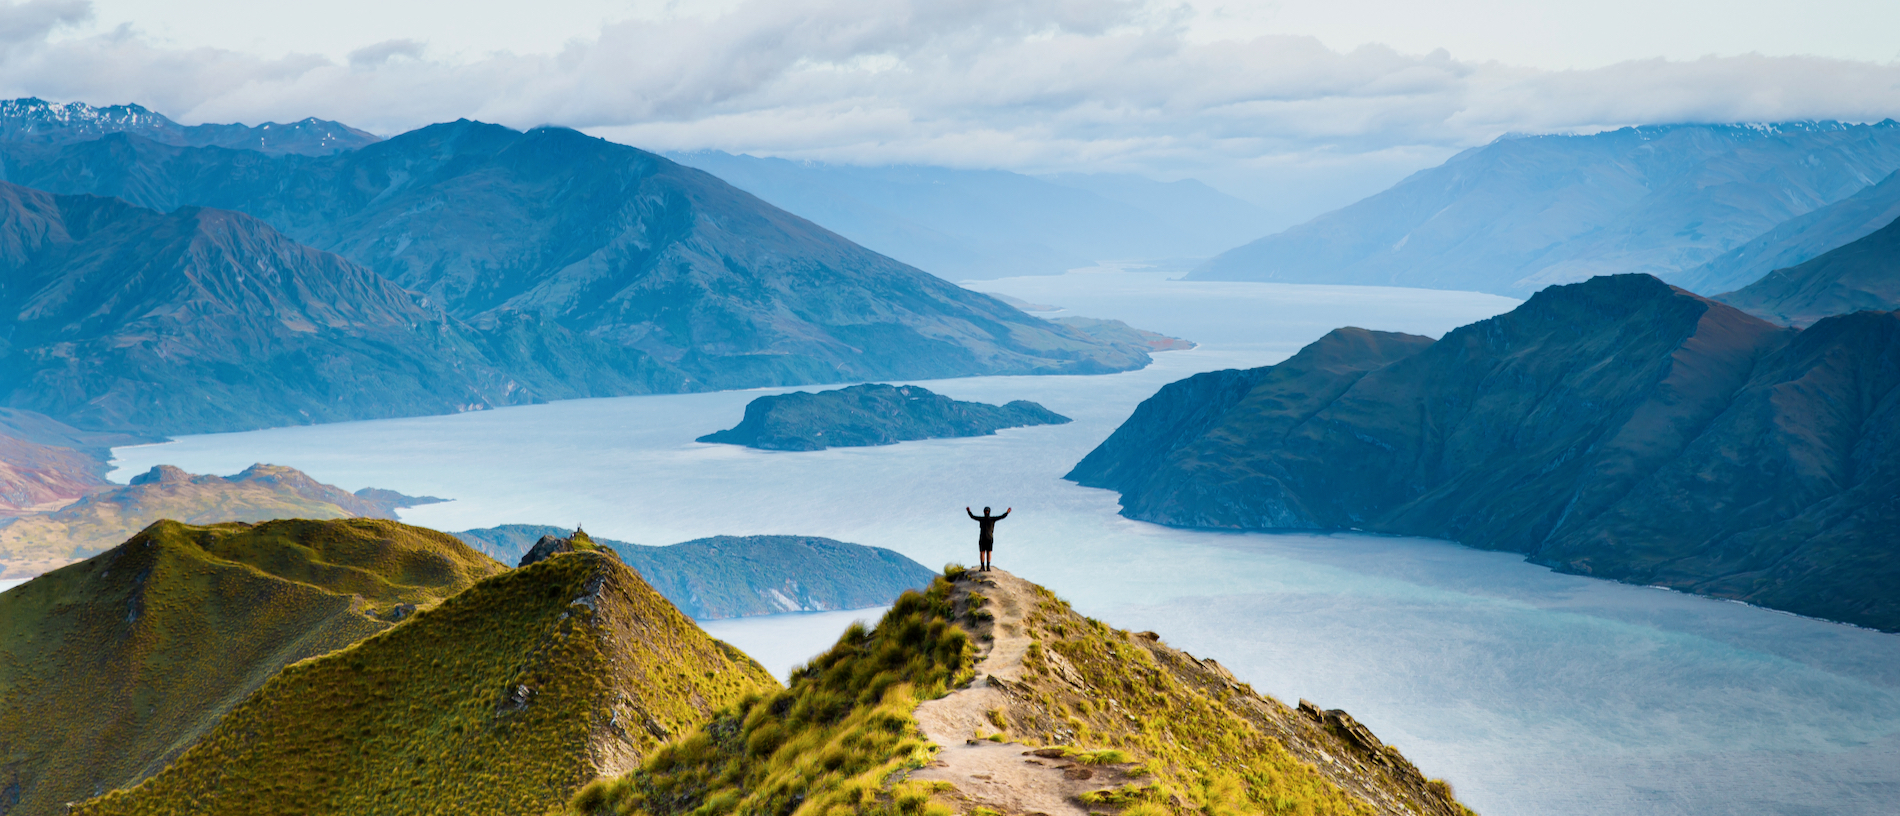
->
[[0, 518, 503, 816], [73, 549, 775, 816], [999, 585, 1478, 816], [569, 576, 974, 816]]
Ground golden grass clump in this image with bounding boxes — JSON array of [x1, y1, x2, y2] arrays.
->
[[569, 575, 974, 816]]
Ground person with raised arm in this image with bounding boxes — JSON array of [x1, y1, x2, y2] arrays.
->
[[966, 506, 1010, 571]]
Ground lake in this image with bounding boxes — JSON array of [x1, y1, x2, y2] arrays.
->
[[108, 269, 1900, 816]]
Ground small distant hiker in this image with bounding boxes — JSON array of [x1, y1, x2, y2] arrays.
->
[[966, 506, 1010, 571]]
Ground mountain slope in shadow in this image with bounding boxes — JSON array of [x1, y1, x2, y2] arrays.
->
[[1072, 274, 1900, 630]]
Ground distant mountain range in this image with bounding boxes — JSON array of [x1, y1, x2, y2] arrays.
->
[[0, 97, 378, 155], [0, 105, 1156, 435], [665, 151, 1273, 279], [1071, 274, 1900, 631], [1716, 213, 1900, 326], [450, 525, 935, 619], [1681, 170, 1900, 294], [1192, 121, 1900, 297], [0, 462, 441, 578]]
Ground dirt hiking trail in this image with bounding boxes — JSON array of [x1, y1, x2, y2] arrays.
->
[[910, 569, 1134, 815]]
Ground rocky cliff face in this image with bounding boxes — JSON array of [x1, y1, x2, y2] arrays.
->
[[1072, 274, 1900, 630], [699, 383, 1071, 451], [0, 519, 502, 816], [2, 121, 1151, 396], [1717, 213, 1900, 326]]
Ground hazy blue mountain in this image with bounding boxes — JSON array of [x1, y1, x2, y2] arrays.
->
[[0, 97, 377, 156], [1679, 170, 1900, 294], [1, 122, 1151, 394], [1072, 274, 1900, 630], [450, 525, 934, 619], [664, 151, 1272, 278], [1192, 121, 1900, 296], [0, 181, 685, 434], [1718, 214, 1900, 326]]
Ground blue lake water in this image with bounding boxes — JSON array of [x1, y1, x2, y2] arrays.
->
[[107, 270, 1900, 816]]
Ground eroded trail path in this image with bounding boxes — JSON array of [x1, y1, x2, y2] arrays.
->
[[910, 569, 1114, 816]]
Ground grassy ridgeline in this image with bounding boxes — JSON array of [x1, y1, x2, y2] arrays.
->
[[71, 548, 779, 816], [0, 518, 501, 816], [571, 575, 975, 816], [572, 568, 1476, 816]]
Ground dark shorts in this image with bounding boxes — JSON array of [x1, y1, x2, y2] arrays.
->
[[979, 542, 993, 552]]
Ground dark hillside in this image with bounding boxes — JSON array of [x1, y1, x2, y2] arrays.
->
[[0, 519, 502, 816], [1071, 274, 1900, 630]]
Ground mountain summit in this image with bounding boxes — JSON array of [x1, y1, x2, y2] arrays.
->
[[0, 97, 378, 155]]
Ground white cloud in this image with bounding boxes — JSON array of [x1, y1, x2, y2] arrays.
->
[[0, 0, 1896, 213]]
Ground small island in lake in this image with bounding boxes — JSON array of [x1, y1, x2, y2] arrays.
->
[[697, 383, 1072, 451]]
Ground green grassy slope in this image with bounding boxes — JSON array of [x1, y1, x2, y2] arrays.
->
[[571, 568, 1473, 816], [74, 549, 778, 816], [982, 575, 1473, 816], [571, 573, 973, 816], [0, 518, 502, 816]]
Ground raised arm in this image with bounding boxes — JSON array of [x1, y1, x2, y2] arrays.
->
[[999, 508, 1011, 519], [967, 507, 979, 520]]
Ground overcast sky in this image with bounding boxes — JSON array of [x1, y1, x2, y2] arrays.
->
[[6, 0, 1898, 217]]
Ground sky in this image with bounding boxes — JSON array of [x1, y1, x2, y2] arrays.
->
[[4, 0, 1898, 214]]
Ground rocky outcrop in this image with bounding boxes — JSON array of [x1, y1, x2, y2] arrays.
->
[[698, 383, 1071, 451], [1073, 274, 1900, 630]]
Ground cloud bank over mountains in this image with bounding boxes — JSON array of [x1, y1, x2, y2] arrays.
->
[[1, 0, 1896, 191]]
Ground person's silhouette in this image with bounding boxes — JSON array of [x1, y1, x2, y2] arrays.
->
[[966, 506, 1010, 571]]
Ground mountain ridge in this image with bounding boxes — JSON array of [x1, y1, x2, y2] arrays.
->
[[0, 120, 1154, 416], [1716, 213, 1900, 326], [1071, 274, 1900, 630], [0, 97, 378, 156], [1191, 121, 1900, 296]]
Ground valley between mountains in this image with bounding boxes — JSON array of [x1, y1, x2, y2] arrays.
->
[[5, 93, 1900, 816]]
